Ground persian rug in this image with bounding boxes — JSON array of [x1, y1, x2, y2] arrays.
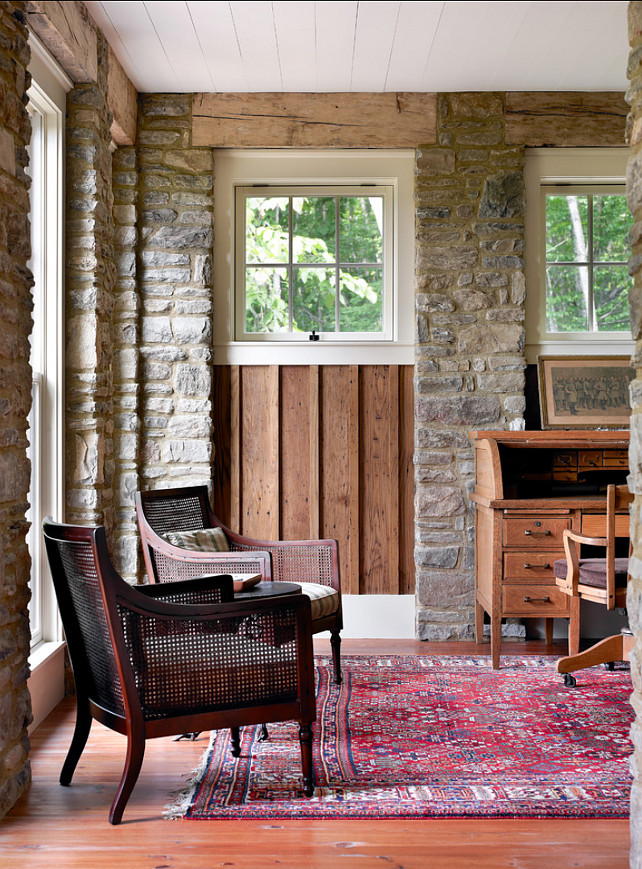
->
[[167, 655, 633, 820]]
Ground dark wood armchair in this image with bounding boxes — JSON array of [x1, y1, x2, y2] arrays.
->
[[135, 485, 343, 684], [42, 518, 316, 824], [553, 484, 633, 686]]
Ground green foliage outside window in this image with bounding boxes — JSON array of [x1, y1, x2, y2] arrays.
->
[[243, 193, 384, 336], [545, 192, 633, 333]]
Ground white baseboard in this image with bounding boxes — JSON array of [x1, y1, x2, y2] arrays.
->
[[318, 594, 416, 639], [27, 642, 65, 732]]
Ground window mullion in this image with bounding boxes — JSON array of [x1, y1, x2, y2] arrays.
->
[[288, 196, 294, 332], [335, 195, 340, 334], [588, 193, 595, 332]]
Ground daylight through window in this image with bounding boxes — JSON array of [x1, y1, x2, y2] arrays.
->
[[544, 188, 633, 334], [236, 185, 393, 341]]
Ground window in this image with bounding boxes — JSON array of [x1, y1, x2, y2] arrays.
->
[[525, 148, 634, 361], [26, 37, 68, 654], [543, 188, 632, 334], [236, 185, 392, 342], [214, 150, 414, 365]]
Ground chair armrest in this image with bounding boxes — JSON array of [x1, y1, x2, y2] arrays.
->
[[226, 534, 341, 593], [137, 574, 234, 605], [559, 529, 608, 596]]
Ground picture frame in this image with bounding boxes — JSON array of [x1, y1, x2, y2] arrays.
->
[[537, 355, 634, 430]]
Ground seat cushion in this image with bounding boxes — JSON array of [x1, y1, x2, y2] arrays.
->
[[297, 582, 339, 621], [164, 527, 229, 552], [553, 557, 629, 589]]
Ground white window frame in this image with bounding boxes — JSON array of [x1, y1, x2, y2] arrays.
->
[[26, 35, 70, 729], [525, 147, 634, 363], [213, 150, 414, 365]]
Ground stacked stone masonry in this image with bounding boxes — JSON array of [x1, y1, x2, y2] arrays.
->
[[626, 3, 642, 863], [0, 0, 33, 821], [414, 93, 526, 641]]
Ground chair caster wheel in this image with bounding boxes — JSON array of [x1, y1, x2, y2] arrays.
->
[[563, 673, 577, 688], [603, 661, 615, 671]]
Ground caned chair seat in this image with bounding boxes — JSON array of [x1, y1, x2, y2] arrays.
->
[[553, 557, 630, 590]]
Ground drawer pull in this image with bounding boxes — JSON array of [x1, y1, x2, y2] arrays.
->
[[523, 562, 551, 570], [524, 529, 551, 537], [524, 595, 551, 603]]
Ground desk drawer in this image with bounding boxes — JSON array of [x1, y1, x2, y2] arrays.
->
[[604, 450, 628, 468], [502, 584, 570, 616], [503, 517, 571, 548], [581, 513, 630, 538], [504, 552, 561, 582]]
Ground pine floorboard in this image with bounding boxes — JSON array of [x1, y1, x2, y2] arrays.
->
[[0, 639, 631, 869]]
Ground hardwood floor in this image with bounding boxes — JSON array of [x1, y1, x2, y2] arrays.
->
[[0, 639, 630, 869]]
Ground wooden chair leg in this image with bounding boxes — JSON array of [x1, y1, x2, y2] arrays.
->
[[60, 697, 92, 787], [568, 596, 580, 657], [299, 723, 314, 797], [230, 726, 241, 757], [109, 733, 145, 825], [330, 629, 342, 684], [544, 618, 553, 646], [557, 632, 627, 677]]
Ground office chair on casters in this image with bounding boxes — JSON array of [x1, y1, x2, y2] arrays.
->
[[553, 483, 633, 687]]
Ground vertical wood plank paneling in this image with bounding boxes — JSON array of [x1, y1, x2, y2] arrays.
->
[[360, 366, 399, 594], [280, 366, 312, 540], [399, 365, 416, 594], [240, 366, 279, 538], [214, 363, 414, 595], [309, 365, 320, 539]]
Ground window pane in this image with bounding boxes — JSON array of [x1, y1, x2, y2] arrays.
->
[[546, 195, 589, 263], [339, 267, 383, 332], [292, 197, 336, 263], [292, 267, 335, 332], [246, 197, 289, 263], [339, 197, 383, 263], [245, 267, 289, 332], [594, 266, 633, 332], [546, 265, 589, 331], [594, 195, 633, 262]]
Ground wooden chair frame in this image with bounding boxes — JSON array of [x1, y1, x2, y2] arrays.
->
[[135, 485, 343, 683], [554, 484, 633, 683], [43, 519, 316, 824]]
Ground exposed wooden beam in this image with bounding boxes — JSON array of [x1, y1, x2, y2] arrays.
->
[[505, 92, 628, 147], [107, 45, 137, 146], [24, 0, 97, 83], [192, 92, 437, 148]]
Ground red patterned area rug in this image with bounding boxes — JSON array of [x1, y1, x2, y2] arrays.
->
[[168, 655, 633, 820]]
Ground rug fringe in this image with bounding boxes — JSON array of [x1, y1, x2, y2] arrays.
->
[[164, 732, 215, 820]]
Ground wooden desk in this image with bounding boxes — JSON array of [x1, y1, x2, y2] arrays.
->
[[469, 430, 629, 669]]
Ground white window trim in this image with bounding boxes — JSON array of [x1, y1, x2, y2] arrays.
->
[[26, 34, 70, 729], [524, 147, 634, 364], [213, 149, 415, 365]]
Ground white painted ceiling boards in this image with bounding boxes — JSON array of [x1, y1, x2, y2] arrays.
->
[[83, 1, 629, 94]]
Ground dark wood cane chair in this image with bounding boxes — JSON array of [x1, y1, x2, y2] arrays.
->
[[553, 483, 633, 686], [42, 518, 316, 824], [135, 485, 343, 684]]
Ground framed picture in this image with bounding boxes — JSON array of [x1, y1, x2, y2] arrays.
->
[[537, 355, 634, 430]]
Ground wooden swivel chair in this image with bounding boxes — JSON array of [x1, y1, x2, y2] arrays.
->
[[553, 484, 633, 686], [43, 518, 316, 824], [136, 485, 344, 684]]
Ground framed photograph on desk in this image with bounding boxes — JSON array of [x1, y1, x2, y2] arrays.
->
[[538, 355, 634, 429]]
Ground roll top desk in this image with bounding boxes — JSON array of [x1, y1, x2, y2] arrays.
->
[[469, 430, 629, 668]]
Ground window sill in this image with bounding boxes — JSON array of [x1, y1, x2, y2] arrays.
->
[[214, 341, 414, 366], [28, 640, 66, 732]]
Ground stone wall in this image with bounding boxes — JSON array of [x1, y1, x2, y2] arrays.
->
[[626, 3, 642, 863], [0, 0, 32, 820], [414, 93, 526, 640], [65, 32, 116, 538]]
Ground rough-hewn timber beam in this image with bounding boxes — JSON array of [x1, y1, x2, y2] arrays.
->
[[505, 92, 628, 147], [24, 0, 97, 82], [192, 92, 437, 148], [107, 45, 137, 146]]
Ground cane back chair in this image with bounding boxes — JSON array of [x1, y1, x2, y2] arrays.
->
[[135, 485, 343, 683], [43, 518, 316, 824], [553, 483, 633, 686]]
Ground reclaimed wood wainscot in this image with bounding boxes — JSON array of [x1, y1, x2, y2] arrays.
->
[[469, 430, 629, 669]]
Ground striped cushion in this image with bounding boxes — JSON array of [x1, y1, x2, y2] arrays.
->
[[297, 582, 339, 621], [164, 527, 229, 552]]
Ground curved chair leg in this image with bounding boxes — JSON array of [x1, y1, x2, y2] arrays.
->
[[330, 629, 342, 684], [258, 723, 269, 741], [298, 723, 315, 797], [109, 733, 145, 825], [230, 726, 241, 757], [60, 697, 92, 786]]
